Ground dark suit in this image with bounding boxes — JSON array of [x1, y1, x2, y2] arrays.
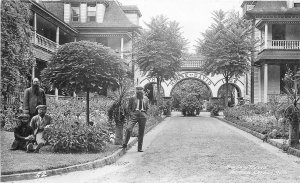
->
[[23, 87, 46, 119], [124, 96, 149, 151]]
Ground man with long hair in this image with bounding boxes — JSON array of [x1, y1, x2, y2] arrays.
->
[[23, 78, 46, 120]]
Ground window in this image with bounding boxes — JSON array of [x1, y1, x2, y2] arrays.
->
[[294, 3, 300, 7], [87, 4, 96, 22], [71, 4, 80, 22]]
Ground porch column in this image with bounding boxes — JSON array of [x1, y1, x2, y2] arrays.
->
[[120, 37, 124, 59], [264, 23, 268, 49], [258, 68, 262, 102], [56, 27, 59, 48], [32, 59, 37, 80], [34, 12, 37, 44], [55, 88, 59, 101], [264, 63, 268, 103], [74, 37, 77, 42]]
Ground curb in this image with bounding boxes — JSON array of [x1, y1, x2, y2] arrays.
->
[[1, 116, 168, 182], [215, 116, 300, 158]]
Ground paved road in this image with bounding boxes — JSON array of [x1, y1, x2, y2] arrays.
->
[[12, 112, 300, 183]]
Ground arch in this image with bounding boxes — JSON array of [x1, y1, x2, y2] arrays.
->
[[170, 78, 213, 98], [217, 83, 242, 106]]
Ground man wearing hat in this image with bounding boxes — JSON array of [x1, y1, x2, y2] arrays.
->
[[10, 114, 35, 152], [23, 78, 46, 120], [30, 105, 52, 153], [122, 85, 149, 152]]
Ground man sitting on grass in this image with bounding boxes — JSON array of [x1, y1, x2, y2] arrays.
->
[[10, 113, 35, 153], [30, 105, 52, 153]]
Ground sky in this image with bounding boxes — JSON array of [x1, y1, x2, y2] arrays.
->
[[119, 0, 243, 53]]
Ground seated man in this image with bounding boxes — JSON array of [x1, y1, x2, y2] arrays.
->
[[30, 105, 52, 153], [10, 113, 35, 153]]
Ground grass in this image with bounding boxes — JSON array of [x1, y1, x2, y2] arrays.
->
[[1, 115, 164, 175]]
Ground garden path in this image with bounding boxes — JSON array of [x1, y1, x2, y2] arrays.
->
[[10, 112, 300, 183]]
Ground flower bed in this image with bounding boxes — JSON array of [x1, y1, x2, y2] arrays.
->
[[223, 104, 288, 138]]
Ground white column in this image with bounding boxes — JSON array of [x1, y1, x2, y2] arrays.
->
[[264, 23, 268, 49], [56, 27, 59, 48], [121, 37, 124, 59], [34, 12, 37, 44], [55, 88, 59, 101], [264, 64, 268, 103], [74, 37, 77, 42], [258, 68, 262, 102], [32, 59, 36, 81]]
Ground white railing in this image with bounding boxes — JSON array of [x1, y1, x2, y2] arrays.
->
[[31, 31, 58, 52], [181, 60, 204, 68], [267, 40, 300, 50]]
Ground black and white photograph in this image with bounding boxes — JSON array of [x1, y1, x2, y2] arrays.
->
[[1, 0, 300, 182]]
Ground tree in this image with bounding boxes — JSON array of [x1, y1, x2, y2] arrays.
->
[[135, 15, 187, 105], [282, 67, 300, 146], [172, 79, 211, 110], [108, 64, 134, 145], [196, 10, 254, 107], [41, 41, 125, 124], [1, 0, 34, 96]]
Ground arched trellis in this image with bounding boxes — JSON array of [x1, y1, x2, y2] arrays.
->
[[217, 83, 242, 106]]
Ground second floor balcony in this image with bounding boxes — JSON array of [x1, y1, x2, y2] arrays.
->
[[259, 40, 300, 52], [31, 31, 59, 52], [181, 58, 204, 70]]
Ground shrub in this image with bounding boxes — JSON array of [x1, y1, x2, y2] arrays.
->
[[1, 108, 19, 132], [210, 105, 220, 116], [44, 122, 110, 153], [180, 94, 202, 116]]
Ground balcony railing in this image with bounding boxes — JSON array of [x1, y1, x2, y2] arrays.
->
[[31, 31, 58, 52], [259, 40, 300, 51], [181, 60, 204, 68]]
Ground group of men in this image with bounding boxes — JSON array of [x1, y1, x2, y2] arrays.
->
[[10, 78, 51, 153], [11, 78, 150, 153]]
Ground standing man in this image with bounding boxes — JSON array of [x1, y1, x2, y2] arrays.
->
[[23, 78, 46, 120], [122, 86, 149, 152], [30, 105, 52, 153]]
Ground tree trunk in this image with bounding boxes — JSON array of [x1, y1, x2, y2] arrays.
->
[[225, 77, 229, 107], [289, 112, 299, 146], [86, 89, 90, 125], [156, 77, 161, 106], [114, 122, 124, 145]]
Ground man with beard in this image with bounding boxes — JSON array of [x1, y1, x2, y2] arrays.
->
[[122, 86, 149, 152], [30, 105, 52, 153], [10, 113, 35, 153], [23, 78, 46, 120]]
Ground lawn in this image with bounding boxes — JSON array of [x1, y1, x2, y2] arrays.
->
[[1, 115, 164, 175], [1, 131, 119, 175]]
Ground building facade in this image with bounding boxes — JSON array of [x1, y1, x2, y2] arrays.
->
[[242, 0, 300, 103], [28, 0, 141, 84]]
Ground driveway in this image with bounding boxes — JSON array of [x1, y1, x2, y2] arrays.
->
[[11, 112, 300, 183]]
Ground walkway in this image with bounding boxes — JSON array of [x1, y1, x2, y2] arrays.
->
[[11, 112, 300, 183]]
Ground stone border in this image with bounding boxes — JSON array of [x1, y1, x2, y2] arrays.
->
[[216, 116, 300, 158], [1, 116, 167, 182]]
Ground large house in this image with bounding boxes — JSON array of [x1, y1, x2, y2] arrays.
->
[[28, 0, 141, 93], [242, 0, 300, 103]]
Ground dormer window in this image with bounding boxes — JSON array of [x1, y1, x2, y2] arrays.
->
[[71, 4, 80, 22], [87, 4, 96, 22]]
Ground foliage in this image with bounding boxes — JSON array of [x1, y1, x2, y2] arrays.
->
[[44, 123, 110, 153], [135, 15, 187, 103], [196, 10, 254, 106], [42, 41, 126, 123], [171, 79, 210, 109], [223, 104, 288, 138], [210, 105, 220, 116], [180, 93, 203, 116], [43, 97, 113, 153], [1, 108, 19, 132], [1, 0, 33, 94]]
